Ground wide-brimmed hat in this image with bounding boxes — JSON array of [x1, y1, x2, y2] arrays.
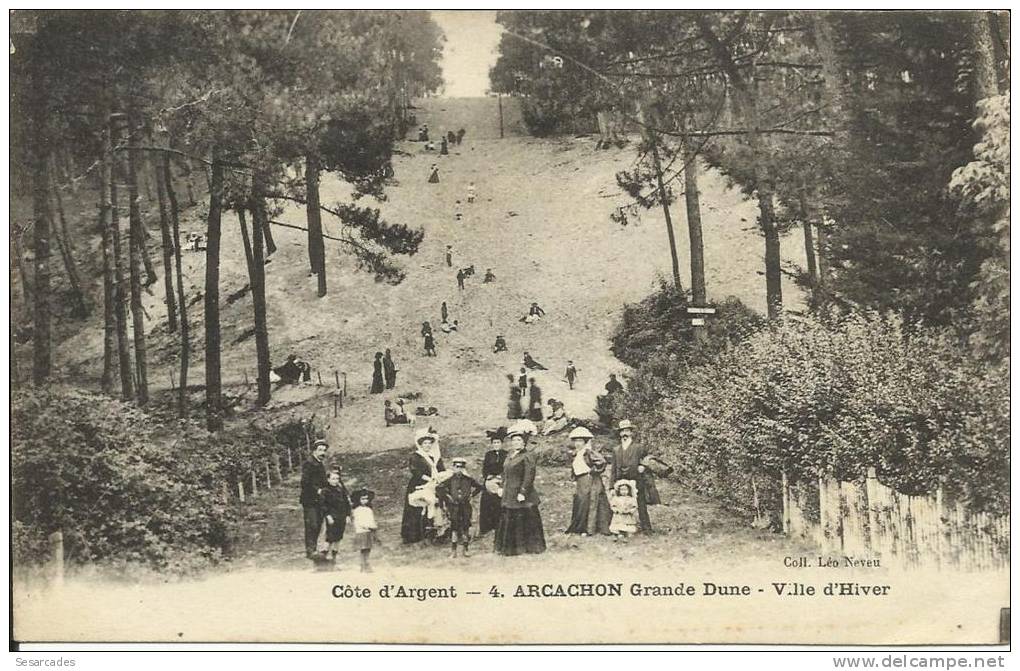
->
[[351, 488, 375, 507], [616, 419, 635, 433], [568, 426, 594, 441], [486, 427, 507, 441], [415, 428, 437, 445], [507, 419, 538, 439]]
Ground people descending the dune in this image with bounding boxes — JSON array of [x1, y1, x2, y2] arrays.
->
[[445, 245, 453, 268], [446, 130, 457, 146], [493, 334, 508, 353], [605, 373, 624, 395], [440, 136, 449, 155], [428, 164, 440, 183], [523, 351, 547, 370], [522, 302, 546, 324], [518, 368, 528, 391], [507, 374, 524, 420], [483, 268, 496, 283], [565, 360, 578, 390], [527, 378, 544, 423], [467, 182, 477, 204], [456, 128, 466, 145], [371, 352, 385, 394], [456, 268, 466, 291], [424, 330, 437, 357], [441, 301, 449, 323], [421, 320, 433, 338], [383, 348, 398, 389]]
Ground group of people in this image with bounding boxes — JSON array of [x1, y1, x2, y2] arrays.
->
[[300, 440, 380, 572], [370, 349, 398, 394]]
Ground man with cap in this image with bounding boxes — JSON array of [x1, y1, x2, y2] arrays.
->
[[436, 457, 484, 557], [610, 420, 659, 532], [300, 439, 330, 558]]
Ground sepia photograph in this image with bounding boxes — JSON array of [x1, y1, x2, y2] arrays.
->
[[8, 8, 1011, 649]]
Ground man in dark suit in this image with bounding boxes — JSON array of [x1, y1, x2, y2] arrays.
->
[[300, 439, 330, 558], [610, 419, 659, 532]]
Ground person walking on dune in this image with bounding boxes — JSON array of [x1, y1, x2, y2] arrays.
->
[[565, 360, 578, 390], [507, 374, 524, 420], [457, 269, 466, 291], [446, 245, 453, 268], [441, 301, 449, 324], [383, 348, 397, 390], [428, 164, 440, 184], [371, 352, 385, 394]]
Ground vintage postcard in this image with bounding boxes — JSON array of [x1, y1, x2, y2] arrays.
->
[[9, 8, 1010, 646]]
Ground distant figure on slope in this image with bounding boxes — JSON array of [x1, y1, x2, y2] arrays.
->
[[542, 399, 569, 435], [440, 137, 449, 155], [446, 130, 457, 146], [565, 360, 578, 390], [527, 378, 544, 422], [456, 268, 466, 291], [523, 352, 547, 371], [456, 128, 466, 145], [441, 301, 449, 323], [424, 331, 437, 357], [445, 245, 453, 268], [393, 399, 413, 425], [521, 302, 546, 324], [493, 334, 508, 353], [371, 352, 385, 394], [518, 368, 528, 391], [272, 354, 310, 385], [383, 348, 397, 390], [507, 374, 524, 420], [427, 164, 440, 184], [419, 124, 430, 142], [483, 268, 496, 283], [605, 373, 624, 395], [421, 321, 433, 338], [467, 182, 476, 204]]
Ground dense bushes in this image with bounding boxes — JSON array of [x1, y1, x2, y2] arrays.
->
[[12, 388, 282, 572], [617, 312, 1010, 521]]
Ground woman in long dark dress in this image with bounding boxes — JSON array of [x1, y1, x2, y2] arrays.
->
[[506, 375, 523, 419], [494, 420, 546, 556], [400, 429, 445, 544], [383, 349, 397, 389], [370, 352, 385, 394], [527, 378, 544, 422], [564, 427, 612, 536], [478, 427, 508, 536]]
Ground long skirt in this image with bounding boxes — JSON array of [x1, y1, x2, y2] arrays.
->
[[478, 491, 501, 535], [371, 371, 384, 394], [401, 500, 428, 544], [494, 506, 546, 556], [565, 473, 612, 535]]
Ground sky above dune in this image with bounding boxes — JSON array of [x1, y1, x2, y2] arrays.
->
[[432, 10, 503, 97]]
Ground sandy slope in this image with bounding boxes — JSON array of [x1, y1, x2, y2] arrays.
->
[[55, 97, 807, 453]]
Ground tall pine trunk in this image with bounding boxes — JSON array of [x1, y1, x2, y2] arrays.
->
[[305, 154, 326, 296], [124, 110, 149, 404], [49, 169, 89, 317], [98, 163, 117, 393], [251, 190, 272, 405], [638, 105, 683, 294], [163, 151, 189, 417], [969, 11, 1000, 101], [680, 133, 706, 306], [108, 111, 134, 400], [182, 157, 198, 206], [154, 144, 178, 332], [30, 85, 52, 384], [798, 189, 820, 301], [204, 147, 224, 431]]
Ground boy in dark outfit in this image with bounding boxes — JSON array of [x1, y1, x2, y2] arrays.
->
[[320, 468, 351, 564], [300, 439, 330, 558], [436, 458, 484, 557]]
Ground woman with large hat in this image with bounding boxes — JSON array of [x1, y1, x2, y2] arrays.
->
[[564, 426, 612, 536], [494, 420, 546, 556], [478, 427, 508, 536], [401, 428, 447, 544]]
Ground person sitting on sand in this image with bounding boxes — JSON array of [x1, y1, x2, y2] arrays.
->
[[523, 351, 547, 371], [483, 268, 496, 283], [493, 335, 508, 353]]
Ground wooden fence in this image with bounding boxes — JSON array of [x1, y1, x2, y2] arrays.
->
[[782, 468, 1009, 571]]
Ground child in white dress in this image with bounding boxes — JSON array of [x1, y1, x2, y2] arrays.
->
[[609, 480, 638, 537]]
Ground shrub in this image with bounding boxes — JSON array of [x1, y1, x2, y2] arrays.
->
[[12, 387, 282, 571], [618, 313, 1009, 519]]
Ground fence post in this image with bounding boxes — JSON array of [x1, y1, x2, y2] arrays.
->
[[780, 470, 791, 535], [237, 479, 245, 503], [274, 454, 283, 483], [265, 460, 272, 490], [251, 470, 258, 498], [221, 481, 230, 505], [49, 529, 64, 586], [287, 445, 293, 472]]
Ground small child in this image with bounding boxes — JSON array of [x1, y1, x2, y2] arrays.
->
[[609, 480, 639, 537], [321, 469, 351, 564], [436, 458, 483, 557], [350, 488, 379, 573]]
